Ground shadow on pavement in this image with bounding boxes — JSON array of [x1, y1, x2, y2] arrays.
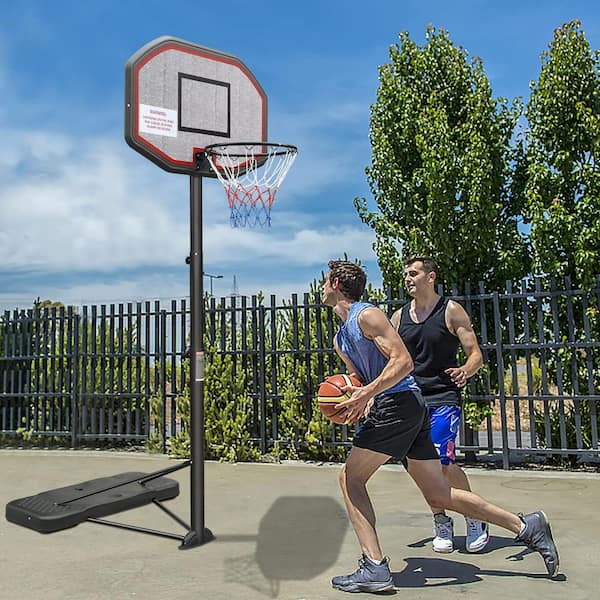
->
[[218, 495, 348, 598], [393, 556, 566, 588]]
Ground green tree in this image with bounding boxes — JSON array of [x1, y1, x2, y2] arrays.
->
[[355, 26, 530, 291], [523, 20, 600, 290], [521, 22, 600, 455]]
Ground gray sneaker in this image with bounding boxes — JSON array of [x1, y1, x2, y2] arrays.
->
[[331, 554, 394, 593], [465, 517, 490, 552], [515, 511, 559, 577]]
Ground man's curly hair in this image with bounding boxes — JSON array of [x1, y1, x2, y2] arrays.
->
[[327, 260, 366, 301]]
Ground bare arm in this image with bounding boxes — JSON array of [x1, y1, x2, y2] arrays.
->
[[333, 334, 372, 419], [335, 307, 413, 418], [444, 300, 483, 387]]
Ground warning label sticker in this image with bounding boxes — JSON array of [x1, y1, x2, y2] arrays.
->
[[139, 104, 178, 137]]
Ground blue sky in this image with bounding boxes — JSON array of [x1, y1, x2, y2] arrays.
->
[[0, 0, 598, 310]]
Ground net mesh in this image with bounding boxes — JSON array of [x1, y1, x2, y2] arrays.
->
[[205, 143, 297, 228]]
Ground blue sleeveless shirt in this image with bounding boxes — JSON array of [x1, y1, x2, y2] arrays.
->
[[336, 302, 419, 396]]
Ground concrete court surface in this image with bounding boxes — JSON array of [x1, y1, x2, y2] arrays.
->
[[0, 450, 597, 600]]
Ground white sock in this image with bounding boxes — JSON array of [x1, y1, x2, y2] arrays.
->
[[368, 556, 384, 565], [519, 521, 527, 536]]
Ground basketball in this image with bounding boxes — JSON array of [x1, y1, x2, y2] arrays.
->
[[317, 373, 362, 425]]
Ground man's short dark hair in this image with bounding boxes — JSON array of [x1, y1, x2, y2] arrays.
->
[[328, 260, 366, 301], [404, 256, 439, 275]]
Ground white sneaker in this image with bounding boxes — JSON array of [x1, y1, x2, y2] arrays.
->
[[465, 517, 490, 552], [433, 513, 454, 553]]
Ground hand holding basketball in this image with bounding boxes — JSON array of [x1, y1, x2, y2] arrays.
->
[[317, 373, 363, 425]]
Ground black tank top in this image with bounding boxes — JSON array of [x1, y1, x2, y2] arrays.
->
[[398, 296, 461, 406]]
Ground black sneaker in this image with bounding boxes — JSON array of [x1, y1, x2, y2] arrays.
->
[[331, 554, 394, 593], [515, 511, 559, 577]]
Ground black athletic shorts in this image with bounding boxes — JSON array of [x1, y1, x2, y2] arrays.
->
[[352, 390, 438, 461]]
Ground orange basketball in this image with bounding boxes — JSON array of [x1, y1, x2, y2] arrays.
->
[[317, 373, 362, 425]]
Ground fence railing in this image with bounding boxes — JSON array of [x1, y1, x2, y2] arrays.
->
[[1, 275, 599, 467]]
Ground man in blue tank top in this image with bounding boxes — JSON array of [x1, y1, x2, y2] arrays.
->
[[391, 256, 489, 554], [323, 260, 558, 593]]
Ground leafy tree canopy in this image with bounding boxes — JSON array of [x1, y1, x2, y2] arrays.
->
[[355, 26, 530, 290], [524, 20, 600, 290]]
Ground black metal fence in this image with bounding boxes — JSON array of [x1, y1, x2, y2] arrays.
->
[[1, 275, 599, 468]]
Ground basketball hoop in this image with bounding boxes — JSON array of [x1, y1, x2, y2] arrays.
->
[[204, 142, 297, 228]]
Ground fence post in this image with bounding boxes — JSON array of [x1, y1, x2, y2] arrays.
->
[[160, 308, 167, 452], [70, 309, 80, 448], [458, 281, 477, 462], [258, 304, 267, 454], [492, 291, 509, 469]]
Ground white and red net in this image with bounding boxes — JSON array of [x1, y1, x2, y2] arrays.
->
[[205, 143, 297, 228]]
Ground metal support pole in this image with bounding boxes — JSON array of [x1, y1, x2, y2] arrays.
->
[[180, 175, 214, 548]]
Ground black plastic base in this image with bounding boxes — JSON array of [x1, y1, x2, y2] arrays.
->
[[6, 471, 179, 533], [179, 527, 215, 549]]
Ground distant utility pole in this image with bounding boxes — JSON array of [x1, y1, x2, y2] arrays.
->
[[203, 272, 223, 297], [230, 275, 241, 298]]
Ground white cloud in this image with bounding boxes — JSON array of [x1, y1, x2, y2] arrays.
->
[[0, 134, 187, 271], [204, 223, 375, 266], [0, 255, 383, 313], [0, 128, 374, 272]]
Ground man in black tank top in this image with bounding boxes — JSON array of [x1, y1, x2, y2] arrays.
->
[[391, 257, 489, 554]]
